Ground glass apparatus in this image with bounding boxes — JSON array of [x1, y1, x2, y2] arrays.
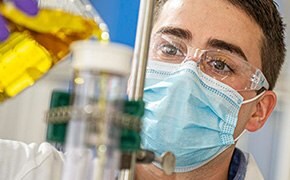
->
[[61, 41, 132, 180], [0, 0, 109, 102]]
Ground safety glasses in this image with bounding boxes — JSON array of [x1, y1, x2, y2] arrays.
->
[[149, 33, 269, 92]]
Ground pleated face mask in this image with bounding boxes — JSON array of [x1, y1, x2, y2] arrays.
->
[[142, 60, 249, 172]]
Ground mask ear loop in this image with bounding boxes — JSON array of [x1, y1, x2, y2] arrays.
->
[[236, 91, 266, 142], [242, 90, 266, 104], [234, 129, 247, 142], [236, 90, 266, 142]]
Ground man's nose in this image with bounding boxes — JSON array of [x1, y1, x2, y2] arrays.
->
[[183, 48, 202, 63]]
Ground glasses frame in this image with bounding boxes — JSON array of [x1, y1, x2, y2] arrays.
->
[[149, 33, 269, 93]]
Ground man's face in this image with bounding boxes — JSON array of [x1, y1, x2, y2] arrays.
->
[[152, 0, 264, 136]]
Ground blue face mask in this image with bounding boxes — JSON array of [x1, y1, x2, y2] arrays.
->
[[142, 60, 249, 172]]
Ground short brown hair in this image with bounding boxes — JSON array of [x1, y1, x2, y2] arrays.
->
[[154, 0, 286, 90]]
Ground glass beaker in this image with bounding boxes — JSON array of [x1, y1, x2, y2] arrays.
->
[[62, 41, 132, 180], [0, 0, 109, 102]]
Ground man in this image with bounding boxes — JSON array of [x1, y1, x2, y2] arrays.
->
[[135, 0, 285, 179]]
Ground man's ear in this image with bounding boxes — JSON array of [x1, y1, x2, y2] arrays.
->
[[245, 91, 277, 132]]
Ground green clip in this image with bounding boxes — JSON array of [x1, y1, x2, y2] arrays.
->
[[120, 100, 145, 152], [46, 90, 71, 144]]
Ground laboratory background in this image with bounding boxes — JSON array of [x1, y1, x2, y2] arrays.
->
[[0, 0, 289, 179]]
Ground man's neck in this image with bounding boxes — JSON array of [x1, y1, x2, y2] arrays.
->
[[135, 146, 235, 180]]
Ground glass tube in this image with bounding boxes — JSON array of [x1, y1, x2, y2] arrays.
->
[[62, 41, 132, 180]]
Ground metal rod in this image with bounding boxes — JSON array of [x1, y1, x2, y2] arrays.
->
[[128, 0, 155, 101], [120, 0, 155, 179]]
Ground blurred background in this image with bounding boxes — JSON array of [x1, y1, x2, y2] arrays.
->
[[0, 0, 289, 179]]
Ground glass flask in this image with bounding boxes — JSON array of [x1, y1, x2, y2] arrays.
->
[[0, 0, 109, 102], [62, 41, 132, 180]]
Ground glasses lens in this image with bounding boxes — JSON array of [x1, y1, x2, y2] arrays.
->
[[149, 34, 269, 91], [149, 34, 187, 63], [198, 51, 252, 90]]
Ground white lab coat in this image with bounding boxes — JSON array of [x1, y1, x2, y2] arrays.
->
[[0, 140, 64, 180], [244, 152, 264, 180], [0, 139, 263, 180]]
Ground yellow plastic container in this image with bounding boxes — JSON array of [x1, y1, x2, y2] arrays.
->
[[0, 1, 109, 102]]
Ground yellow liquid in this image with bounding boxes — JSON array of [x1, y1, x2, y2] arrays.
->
[[0, 4, 109, 102]]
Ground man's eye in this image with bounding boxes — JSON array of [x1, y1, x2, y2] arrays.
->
[[207, 58, 234, 74], [160, 44, 184, 57]]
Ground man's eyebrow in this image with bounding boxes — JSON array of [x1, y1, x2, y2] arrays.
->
[[207, 38, 248, 61], [156, 26, 193, 41]]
